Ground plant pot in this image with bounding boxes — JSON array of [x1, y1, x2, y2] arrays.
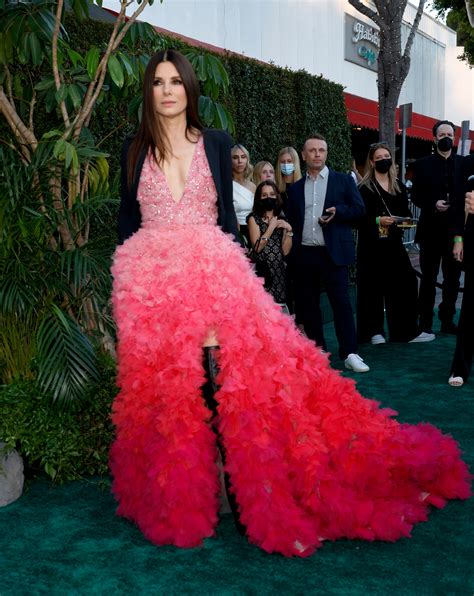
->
[[0, 442, 24, 507]]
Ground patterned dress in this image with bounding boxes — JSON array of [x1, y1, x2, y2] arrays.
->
[[249, 214, 287, 303], [110, 135, 471, 558]]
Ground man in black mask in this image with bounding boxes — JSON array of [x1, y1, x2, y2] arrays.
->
[[411, 120, 463, 336]]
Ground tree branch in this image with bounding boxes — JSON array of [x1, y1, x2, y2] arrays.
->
[[466, 0, 474, 27], [0, 87, 37, 154], [71, 0, 150, 140], [51, 0, 71, 129], [348, 0, 381, 26], [4, 65, 15, 109], [29, 89, 36, 134], [403, 0, 425, 62]]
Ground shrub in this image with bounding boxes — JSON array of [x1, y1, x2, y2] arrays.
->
[[0, 357, 117, 483]]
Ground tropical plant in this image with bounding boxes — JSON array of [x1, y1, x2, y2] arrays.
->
[[0, 0, 234, 407]]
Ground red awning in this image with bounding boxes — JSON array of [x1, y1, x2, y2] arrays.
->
[[345, 92, 474, 143]]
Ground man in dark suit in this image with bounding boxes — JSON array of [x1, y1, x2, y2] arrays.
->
[[286, 133, 369, 372], [410, 120, 464, 336]]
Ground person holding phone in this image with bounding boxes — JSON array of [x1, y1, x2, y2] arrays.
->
[[410, 120, 464, 336], [286, 134, 370, 372], [356, 142, 433, 345]]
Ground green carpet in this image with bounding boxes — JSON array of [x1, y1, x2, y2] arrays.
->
[[1, 321, 473, 595]]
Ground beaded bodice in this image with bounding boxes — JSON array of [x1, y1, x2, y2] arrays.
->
[[137, 136, 218, 227]]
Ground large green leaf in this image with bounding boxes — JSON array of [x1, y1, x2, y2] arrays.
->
[[36, 304, 98, 408], [107, 53, 124, 88], [68, 83, 83, 110], [86, 46, 100, 81]]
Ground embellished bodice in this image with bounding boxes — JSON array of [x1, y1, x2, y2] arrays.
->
[[137, 136, 218, 228]]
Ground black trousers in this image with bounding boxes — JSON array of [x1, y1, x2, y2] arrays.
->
[[450, 259, 473, 381], [293, 245, 357, 359], [357, 238, 419, 343], [418, 236, 462, 331]]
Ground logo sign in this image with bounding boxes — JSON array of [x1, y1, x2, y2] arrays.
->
[[345, 14, 380, 72]]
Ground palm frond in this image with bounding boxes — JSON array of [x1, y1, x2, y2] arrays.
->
[[36, 304, 99, 408]]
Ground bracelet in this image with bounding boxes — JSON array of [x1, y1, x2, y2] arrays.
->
[[376, 216, 380, 225], [454, 236, 463, 243]]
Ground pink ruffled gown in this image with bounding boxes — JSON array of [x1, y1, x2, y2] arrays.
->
[[110, 136, 471, 557]]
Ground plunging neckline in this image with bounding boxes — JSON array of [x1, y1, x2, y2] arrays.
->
[[159, 136, 201, 204]]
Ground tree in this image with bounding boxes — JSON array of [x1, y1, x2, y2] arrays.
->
[[433, 0, 474, 64], [0, 0, 233, 406], [348, 0, 425, 153]]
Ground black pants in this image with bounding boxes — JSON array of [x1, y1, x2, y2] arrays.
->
[[418, 237, 462, 331], [450, 259, 473, 381], [357, 238, 419, 342], [293, 246, 357, 359]]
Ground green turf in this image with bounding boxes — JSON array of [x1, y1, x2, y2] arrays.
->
[[1, 320, 473, 595]]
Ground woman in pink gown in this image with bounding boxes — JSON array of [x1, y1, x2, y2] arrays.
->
[[110, 50, 471, 558]]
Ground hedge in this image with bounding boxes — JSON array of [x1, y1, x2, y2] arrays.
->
[[64, 14, 352, 175]]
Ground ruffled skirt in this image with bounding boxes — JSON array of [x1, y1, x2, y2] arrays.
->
[[110, 223, 471, 557]]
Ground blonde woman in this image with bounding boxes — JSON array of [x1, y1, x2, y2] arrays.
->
[[252, 160, 275, 185], [274, 146, 302, 206], [357, 142, 432, 345], [232, 144, 256, 244]]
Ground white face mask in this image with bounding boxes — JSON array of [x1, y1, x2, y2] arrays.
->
[[280, 163, 295, 176]]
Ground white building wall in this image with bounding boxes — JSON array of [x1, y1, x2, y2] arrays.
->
[[103, 0, 474, 125]]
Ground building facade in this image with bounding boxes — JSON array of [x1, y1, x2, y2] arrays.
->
[[103, 0, 474, 147]]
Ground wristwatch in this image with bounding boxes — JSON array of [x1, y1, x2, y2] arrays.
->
[[286, 231, 294, 237]]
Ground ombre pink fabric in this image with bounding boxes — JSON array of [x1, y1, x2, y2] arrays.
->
[[110, 136, 471, 557]]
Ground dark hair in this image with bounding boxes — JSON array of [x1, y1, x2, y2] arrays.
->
[[251, 180, 283, 217], [432, 120, 455, 137], [127, 49, 203, 187]]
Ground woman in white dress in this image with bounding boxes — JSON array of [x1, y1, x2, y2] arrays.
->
[[232, 144, 255, 245]]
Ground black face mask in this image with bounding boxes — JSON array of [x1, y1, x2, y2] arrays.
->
[[437, 137, 453, 152], [374, 158, 392, 174], [260, 198, 277, 211]]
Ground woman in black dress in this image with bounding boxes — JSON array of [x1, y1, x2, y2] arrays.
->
[[356, 142, 433, 344], [247, 180, 293, 306]]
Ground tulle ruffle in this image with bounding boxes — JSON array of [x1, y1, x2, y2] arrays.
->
[[110, 224, 471, 557]]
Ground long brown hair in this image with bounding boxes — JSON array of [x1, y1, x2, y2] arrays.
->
[[127, 49, 203, 187], [359, 142, 400, 195]]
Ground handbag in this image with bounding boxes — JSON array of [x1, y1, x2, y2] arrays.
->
[[247, 237, 272, 288]]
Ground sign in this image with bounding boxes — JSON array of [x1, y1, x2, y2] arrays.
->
[[399, 103, 413, 129], [344, 14, 380, 72]]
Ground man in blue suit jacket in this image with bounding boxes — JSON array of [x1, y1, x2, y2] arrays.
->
[[286, 134, 369, 372]]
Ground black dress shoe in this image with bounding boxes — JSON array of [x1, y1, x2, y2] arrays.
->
[[440, 322, 458, 335]]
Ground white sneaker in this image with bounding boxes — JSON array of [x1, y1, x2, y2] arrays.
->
[[370, 334, 386, 345], [409, 332, 435, 343], [344, 353, 370, 373]]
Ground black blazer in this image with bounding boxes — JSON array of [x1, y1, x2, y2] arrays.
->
[[286, 169, 365, 267], [410, 152, 465, 244], [117, 128, 240, 243]]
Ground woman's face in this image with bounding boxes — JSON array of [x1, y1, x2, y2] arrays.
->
[[260, 164, 275, 181], [371, 147, 391, 165], [153, 61, 187, 119], [232, 148, 248, 175], [260, 184, 277, 202], [279, 152, 293, 165]]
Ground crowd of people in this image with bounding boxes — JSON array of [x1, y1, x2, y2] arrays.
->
[[231, 122, 474, 383], [111, 50, 471, 558]]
